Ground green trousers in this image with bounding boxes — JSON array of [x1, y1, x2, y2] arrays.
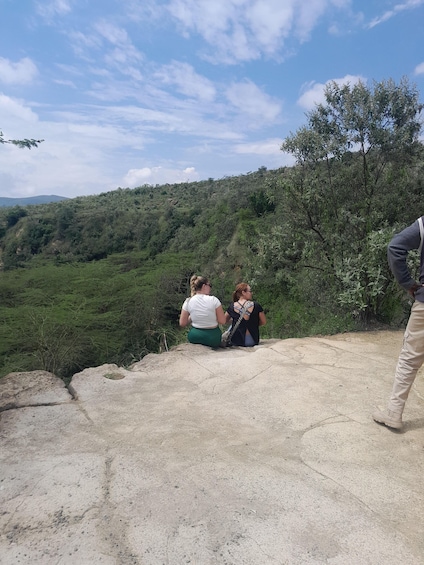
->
[[188, 326, 222, 348]]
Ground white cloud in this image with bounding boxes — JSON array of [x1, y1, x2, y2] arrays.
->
[[35, 0, 72, 20], [0, 120, 124, 198], [233, 138, 295, 168], [80, 67, 279, 140], [0, 100, 137, 198], [233, 138, 283, 156], [297, 81, 327, 109], [297, 74, 365, 110], [53, 78, 78, 88], [0, 94, 39, 125], [123, 167, 157, 186], [367, 0, 424, 28], [225, 80, 282, 123], [68, 21, 144, 81], [155, 62, 216, 102], [68, 29, 103, 55], [95, 21, 131, 45], [126, 0, 167, 23], [414, 62, 424, 75], [93, 21, 144, 72], [246, 1, 294, 50], [168, 0, 351, 63], [122, 166, 199, 187], [0, 57, 38, 85]]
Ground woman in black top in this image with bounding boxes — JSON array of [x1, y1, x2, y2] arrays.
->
[[225, 282, 266, 346]]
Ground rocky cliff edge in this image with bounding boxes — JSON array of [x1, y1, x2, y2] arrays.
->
[[1, 331, 423, 564]]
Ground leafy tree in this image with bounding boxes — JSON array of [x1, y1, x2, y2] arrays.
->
[[279, 77, 423, 320], [5, 205, 27, 228], [0, 129, 44, 149], [249, 189, 276, 217]]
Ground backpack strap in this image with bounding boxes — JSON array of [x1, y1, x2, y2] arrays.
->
[[418, 217, 424, 255], [226, 301, 253, 341]]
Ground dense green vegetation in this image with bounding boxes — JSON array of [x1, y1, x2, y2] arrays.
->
[[0, 78, 423, 381]]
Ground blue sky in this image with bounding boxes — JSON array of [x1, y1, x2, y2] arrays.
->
[[0, 0, 423, 198]]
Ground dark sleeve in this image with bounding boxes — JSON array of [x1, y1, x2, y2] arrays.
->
[[387, 219, 421, 291]]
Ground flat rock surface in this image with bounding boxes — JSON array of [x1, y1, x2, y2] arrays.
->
[[1, 331, 423, 564]]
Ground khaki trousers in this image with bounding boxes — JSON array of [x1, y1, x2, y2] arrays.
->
[[389, 300, 424, 414]]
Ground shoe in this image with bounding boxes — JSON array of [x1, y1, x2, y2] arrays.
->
[[372, 408, 402, 430]]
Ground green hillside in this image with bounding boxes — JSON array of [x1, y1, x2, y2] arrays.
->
[[1, 78, 423, 381]]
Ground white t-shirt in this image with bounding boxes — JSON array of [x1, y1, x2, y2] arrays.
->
[[182, 294, 221, 328]]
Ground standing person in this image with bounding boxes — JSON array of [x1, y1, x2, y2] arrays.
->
[[179, 275, 226, 348], [225, 283, 266, 347], [373, 217, 424, 430]]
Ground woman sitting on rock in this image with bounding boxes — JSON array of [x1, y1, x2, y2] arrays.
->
[[179, 275, 226, 348], [225, 283, 266, 346]]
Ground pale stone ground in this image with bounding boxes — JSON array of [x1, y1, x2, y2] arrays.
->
[[1, 331, 423, 565]]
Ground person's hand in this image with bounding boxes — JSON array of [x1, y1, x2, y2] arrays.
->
[[408, 282, 423, 297]]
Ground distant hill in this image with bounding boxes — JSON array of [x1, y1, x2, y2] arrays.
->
[[0, 195, 69, 207]]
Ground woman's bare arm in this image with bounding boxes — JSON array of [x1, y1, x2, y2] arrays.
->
[[259, 311, 267, 326], [216, 305, 227, 325], [179, 309, 190, 327]]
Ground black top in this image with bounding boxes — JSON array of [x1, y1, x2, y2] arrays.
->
[[226, 301, 264, 346]]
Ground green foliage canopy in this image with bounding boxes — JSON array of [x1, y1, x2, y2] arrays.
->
[[278, 77, 423, 319], [0, 129, 44, 149]]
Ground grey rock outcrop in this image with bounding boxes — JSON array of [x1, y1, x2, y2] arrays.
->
[[1, 332, 423, 564]]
